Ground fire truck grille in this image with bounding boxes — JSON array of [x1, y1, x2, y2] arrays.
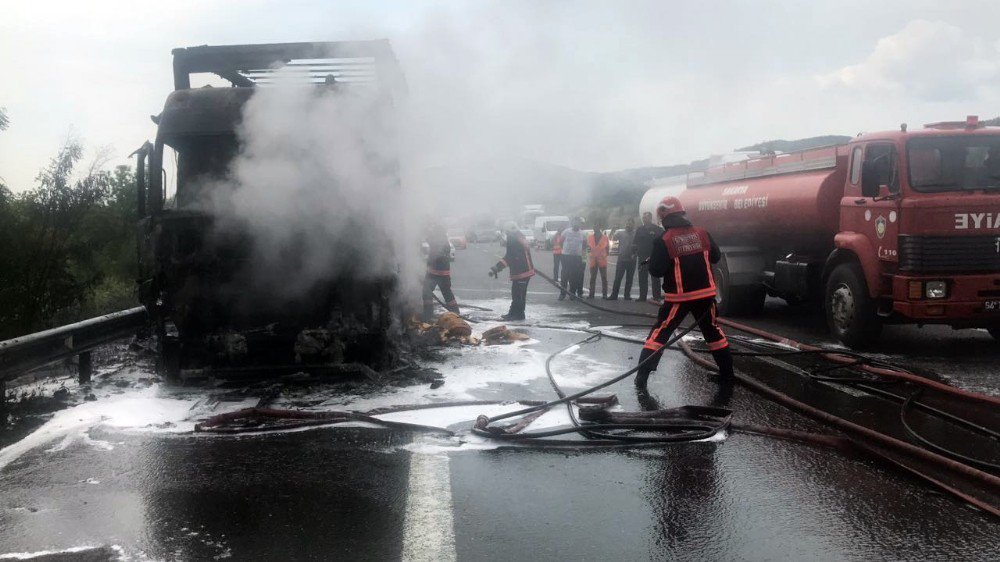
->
[[898, 235, 1000, 272]]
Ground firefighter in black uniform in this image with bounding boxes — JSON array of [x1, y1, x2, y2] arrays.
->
[[635, 196, 734, 389], [423, 224, 460, 321], [489, 223, 535, 321]]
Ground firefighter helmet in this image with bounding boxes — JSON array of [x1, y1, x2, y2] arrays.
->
[[656, 196, 685, 218]]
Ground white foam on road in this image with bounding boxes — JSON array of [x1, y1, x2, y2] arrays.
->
[[0, 296, 667, 469], [332, 338, 549, 413], [0, 545, 124, 560], [0, 385, 199, 472]]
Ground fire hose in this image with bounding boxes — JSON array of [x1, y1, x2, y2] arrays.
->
[[470, 314, 728, 444], [532, 266, 1000, 514], [414, 273, 492, 324], [543, 331, 854, 451], [431, 266, 997, 466], [533, 268, 1000, 408], [533, 267, 1000, 464], [472, 310, 712, 439], [195, 407, 457, 436], [198, 265, 998, 514], [586, 326, 1000, 439], [191, 323, 998, 514]]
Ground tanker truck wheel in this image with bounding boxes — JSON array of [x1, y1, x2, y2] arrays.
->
[[825, 262, 882, 348], [712, 258, 765, 317]]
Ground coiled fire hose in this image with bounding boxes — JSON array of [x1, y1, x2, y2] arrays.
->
[[532, 267, 1000, 515], [471, 313, 715, 443], [533, 267, 1000, 407], [198, 262, 998, 515]]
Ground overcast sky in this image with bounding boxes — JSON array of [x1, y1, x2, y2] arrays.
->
[[2, 0, 1000, 190]]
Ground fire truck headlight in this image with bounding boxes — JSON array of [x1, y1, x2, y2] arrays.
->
[[925, 281, 947, 299]]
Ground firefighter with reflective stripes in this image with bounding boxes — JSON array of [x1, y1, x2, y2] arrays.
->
[[635, 196, 734, 389], [423, 224, 460, 321], [489, 222, 535, 321]]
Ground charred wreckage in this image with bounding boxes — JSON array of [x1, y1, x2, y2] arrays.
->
[[132, 41, 407, 379]]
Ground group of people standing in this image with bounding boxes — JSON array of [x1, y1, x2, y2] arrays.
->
[[551, 212, 666, 302], [423, 199, 734, 395]]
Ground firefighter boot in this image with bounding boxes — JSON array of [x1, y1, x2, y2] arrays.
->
[[711, 379, 734, 408], [634, 367, 652, 389], [710, 348, 735, 385], [636, 387, 661, 411], [635, 348, 655, 389]]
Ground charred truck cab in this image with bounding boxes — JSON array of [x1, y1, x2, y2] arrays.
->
[[646, 117, 1000, 347], [133, 42, 405, 378]]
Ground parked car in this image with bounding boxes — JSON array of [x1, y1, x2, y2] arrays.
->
[[533, 216, 570, 249], [498, 228, 535, 246], [446, 229, 468, 250]]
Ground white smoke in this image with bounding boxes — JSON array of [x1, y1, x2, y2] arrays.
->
[[198, 68, 423, 306], [816, 19, 1000, 102]]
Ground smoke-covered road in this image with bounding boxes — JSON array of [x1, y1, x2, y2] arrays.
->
[[0, 242, 997, 560]]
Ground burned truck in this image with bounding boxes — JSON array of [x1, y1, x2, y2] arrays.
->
[[133, 42, 406, 378]]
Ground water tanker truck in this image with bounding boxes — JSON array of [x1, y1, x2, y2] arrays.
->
[[641, 117, 1000, 347]]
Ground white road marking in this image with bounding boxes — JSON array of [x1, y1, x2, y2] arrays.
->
[[401, 451, 457, 561]]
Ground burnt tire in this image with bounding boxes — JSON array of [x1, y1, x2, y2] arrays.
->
[[712, 258, 765, 317], [825, 262, 882, 348]]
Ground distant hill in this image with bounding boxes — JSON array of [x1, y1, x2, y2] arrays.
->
[[416, 134, 855, 220], [736, 135, 852, 154]]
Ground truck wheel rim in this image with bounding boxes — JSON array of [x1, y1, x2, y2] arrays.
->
[[831, 283, 855, 330]]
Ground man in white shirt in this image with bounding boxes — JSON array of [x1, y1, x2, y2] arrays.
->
[[558, 218, 586, 300]]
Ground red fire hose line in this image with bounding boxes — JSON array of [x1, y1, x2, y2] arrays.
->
[[715, 317, 1000, 408], [679, 340, 1000, 517], [533, 267, 1000, 407]]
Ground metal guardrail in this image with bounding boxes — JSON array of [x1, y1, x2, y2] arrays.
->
[[0, 307, 147, 384]]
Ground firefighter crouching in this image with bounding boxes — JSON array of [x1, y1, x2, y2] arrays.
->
[[489, 222, 535, 321], [635, 197, 734, 389], [423, 224, 460, 321]]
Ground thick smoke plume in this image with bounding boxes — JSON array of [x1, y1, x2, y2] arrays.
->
[[199, 69, 423, 306]]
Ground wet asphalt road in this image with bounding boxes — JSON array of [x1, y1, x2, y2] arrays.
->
[[1, 242, 998, 560]]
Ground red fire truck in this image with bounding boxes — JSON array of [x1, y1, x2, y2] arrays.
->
[[642, 116, 1000, 347]]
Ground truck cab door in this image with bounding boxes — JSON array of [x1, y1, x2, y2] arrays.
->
[[843, 142, 901, 264]]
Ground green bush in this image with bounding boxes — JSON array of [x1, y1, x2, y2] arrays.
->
[[0, 139, 138, 339]]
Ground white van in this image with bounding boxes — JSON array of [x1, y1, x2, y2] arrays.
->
[[533, 215, 571, 249]]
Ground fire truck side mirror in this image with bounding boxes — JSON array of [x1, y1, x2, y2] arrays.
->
[[861, 162, 880, 198]]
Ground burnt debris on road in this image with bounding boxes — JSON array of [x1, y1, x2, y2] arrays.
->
[[4, 20, 1000, 562]]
